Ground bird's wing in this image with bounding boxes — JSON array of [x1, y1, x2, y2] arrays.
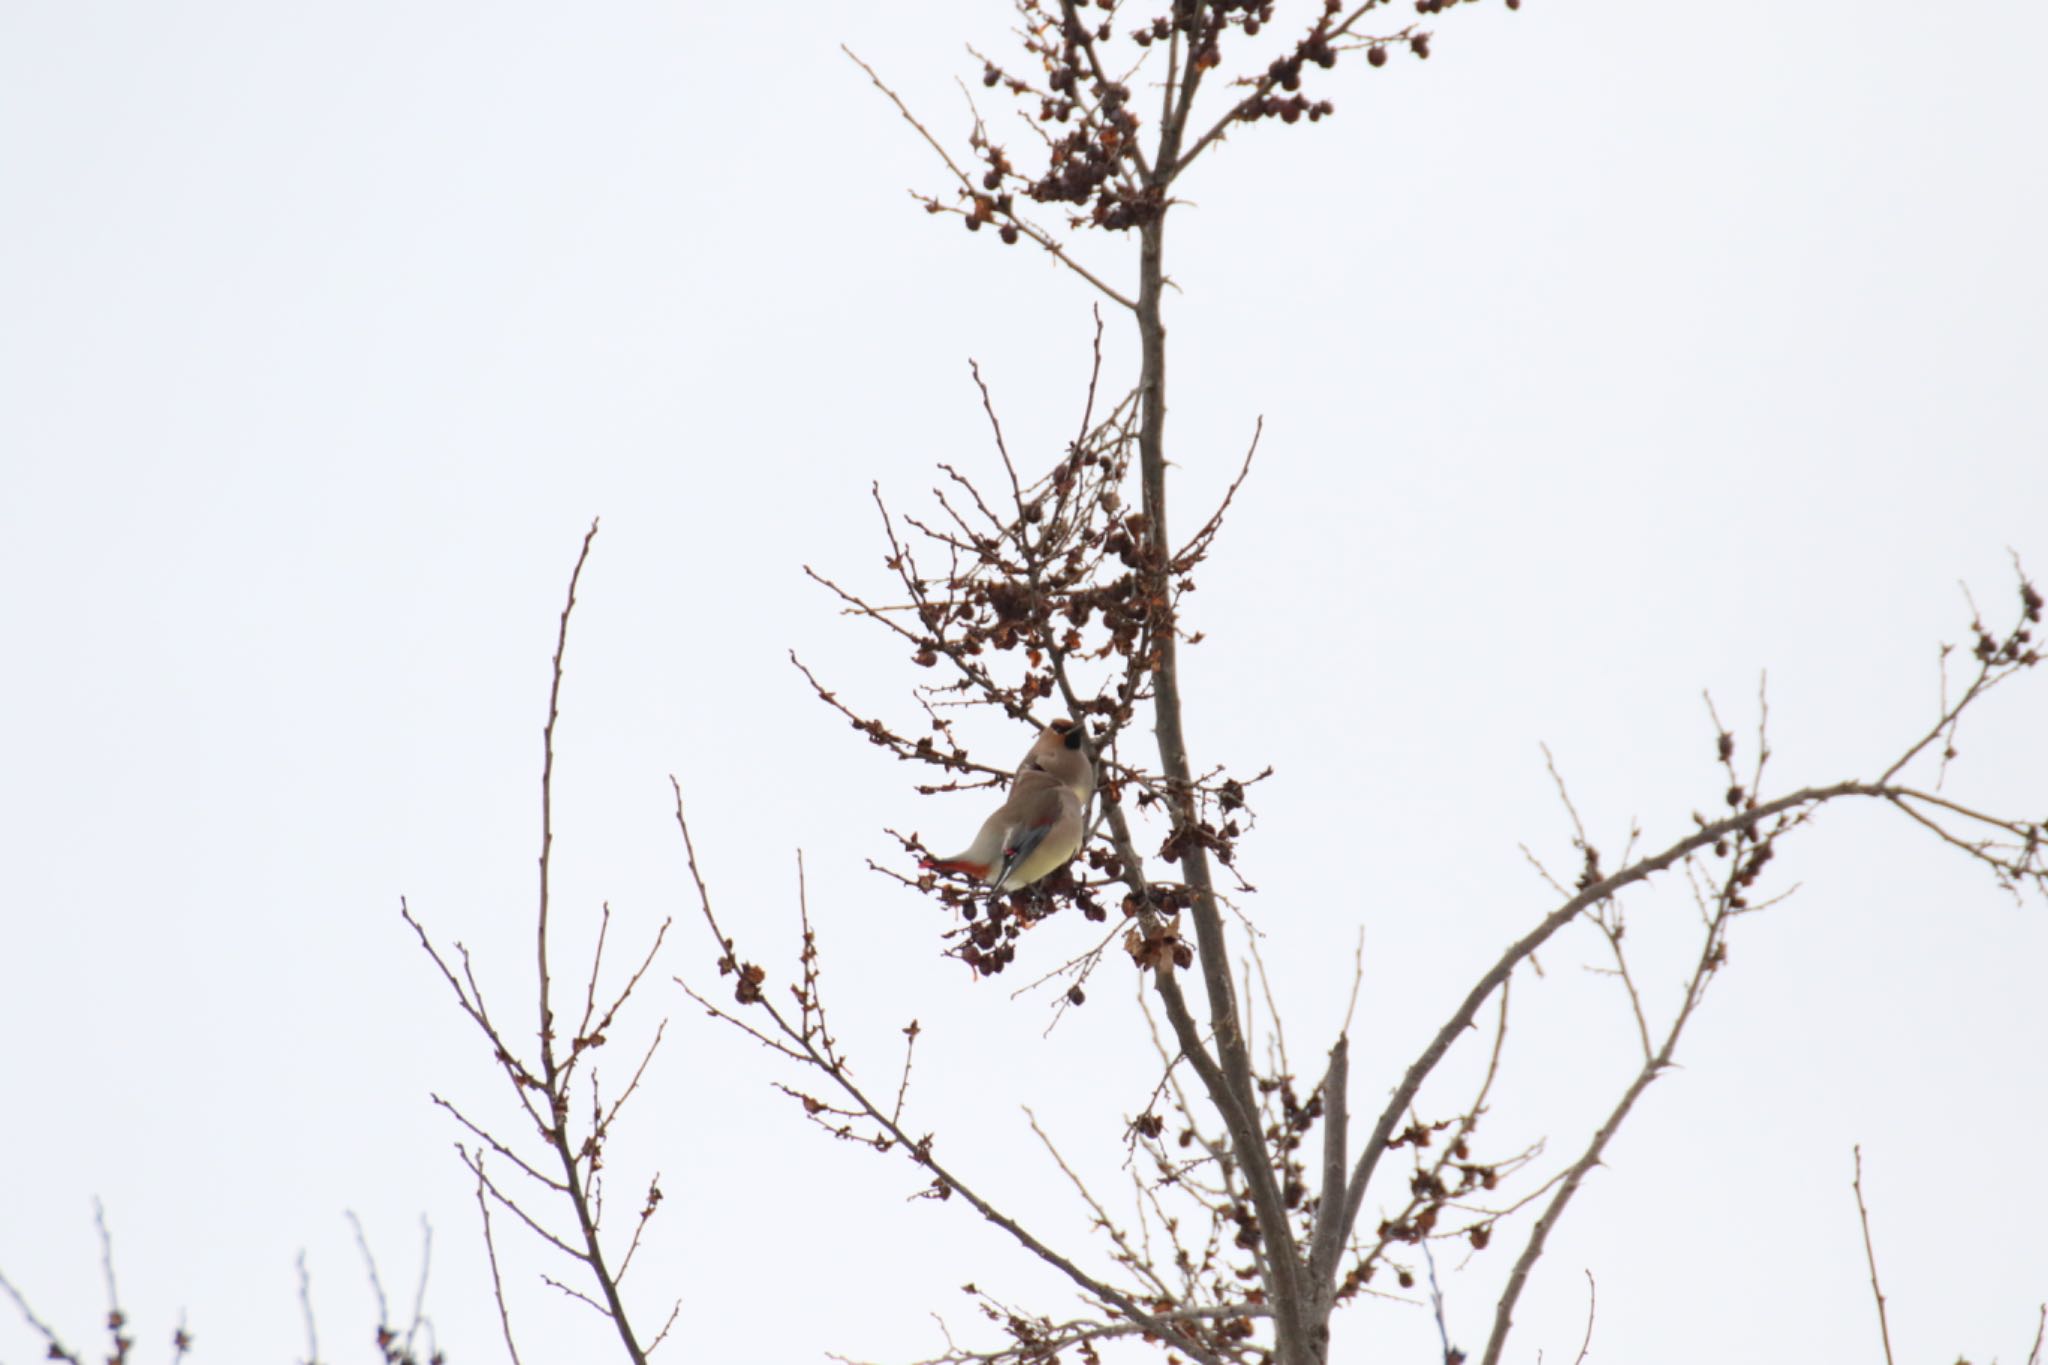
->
[[991, 775, 1083, 891]]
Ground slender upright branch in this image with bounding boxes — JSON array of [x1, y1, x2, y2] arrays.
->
[[407, 519, 670, 1365], [1852, 1146, 1898, 1365]]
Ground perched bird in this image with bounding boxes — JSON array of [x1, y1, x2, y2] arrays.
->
[[921, 720, 1093, 893]]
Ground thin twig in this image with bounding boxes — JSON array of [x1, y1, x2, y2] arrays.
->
[[402, 1216, 432, 1361], [842, 47, 1137, 311], [1339, 928, 1367, 1036], [345, 1211, 389, 1334], [472, 1159, 525, 1365], [1571, 1271, 1597, 1365], [91, 1199, 124, 1344], [646, 1299, 684, 1358], [295, 1249, 320, 1365], [1423, 1241, 1455, 1365], [1852, 1146, 1897, 1365], [0, 1265, 84, 1365]]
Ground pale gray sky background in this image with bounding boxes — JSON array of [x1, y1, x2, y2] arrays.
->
[[3, 3, 2045, 1363]]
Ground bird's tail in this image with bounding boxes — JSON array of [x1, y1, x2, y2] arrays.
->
[[919, 856, 992, 881]]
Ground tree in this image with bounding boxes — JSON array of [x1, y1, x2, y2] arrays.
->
[[5, 5, 2044, 1364], [652, 4, 2048, 1364]]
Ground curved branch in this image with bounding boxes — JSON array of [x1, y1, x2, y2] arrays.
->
[[1329, 777, 2012, 1271], [671, 782, 1231, 1365]]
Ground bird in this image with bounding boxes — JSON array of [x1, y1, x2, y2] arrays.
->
[[921, 720, 1093, 893]]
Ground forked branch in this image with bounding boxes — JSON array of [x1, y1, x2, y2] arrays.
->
[[404, 519, 674, 1363]]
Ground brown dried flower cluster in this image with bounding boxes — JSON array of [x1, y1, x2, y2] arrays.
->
[[803, 342, 1267, 981]]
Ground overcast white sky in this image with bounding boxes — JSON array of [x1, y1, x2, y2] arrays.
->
[[4, 3, 2046, 1363]]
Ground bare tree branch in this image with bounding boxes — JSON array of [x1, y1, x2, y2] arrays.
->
[[406, 519, 668, 1365], [1852, 1146, 1898, 1365]]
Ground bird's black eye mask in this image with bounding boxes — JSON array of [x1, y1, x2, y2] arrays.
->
[[1064, 728, 1085, 751]]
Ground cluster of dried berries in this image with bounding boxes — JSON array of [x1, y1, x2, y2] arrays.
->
[[1319, 1097, 1523, 1306], [1124, 912, 1193, 971], [717, 939, 766, 1005], [1375, 1141, 1498, 1244], [970, 1, 1155, 232], [1258, 1071, 1325, 1211], [946, 865, 1114, 977], [915, 0, 1517, 251], [1971, 577, 2042, 665], [1236, 92, 1336, 125], [810, 348, 1263, 974]]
